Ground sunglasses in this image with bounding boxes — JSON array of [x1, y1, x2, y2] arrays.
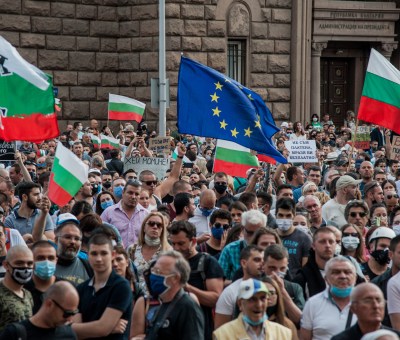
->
[[147, 221, 163, 228], [386, 194, 399, 199], [349, 211, 367, 218], [144, 180, 157, 186], [213, 222, 231, 230], [51, 299, 79, 318], [343, 232, 359, 238]]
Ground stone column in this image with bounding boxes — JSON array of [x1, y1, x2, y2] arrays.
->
[[378, 42, 398, 60], [310, 42, 327, 116]]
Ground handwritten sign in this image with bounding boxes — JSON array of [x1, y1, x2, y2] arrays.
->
[[148, 136, 171, 155], [347, 125, 370, 150], [0, 140, 15, 162], [285, 140, 318, 163], [124, 157, 170, 180], [391, 136, 400, 161]]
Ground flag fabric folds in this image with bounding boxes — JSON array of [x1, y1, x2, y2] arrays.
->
[[108, 94, 145, 123], [177, 56, 286, 164], [172, 147, 192, 163], [48, 143, 88, 207], [213, 140, 259, 177], [100, 134, 120, 150], [89, 133, 100, 149], [358, 48, 400, 134], [0, 36, 60, 142]]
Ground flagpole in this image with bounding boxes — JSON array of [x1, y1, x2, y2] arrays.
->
[[159, 0, 167, 137], [347, 118, 359, 172]]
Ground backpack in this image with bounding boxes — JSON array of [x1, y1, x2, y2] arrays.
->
[[190, 253, 210, 290]]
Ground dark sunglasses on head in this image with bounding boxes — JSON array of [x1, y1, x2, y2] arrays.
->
[[51, 299, 79, 318], [386, 194, 399, 199], [213, 222, 231, 230], [343, 232, 359, 238], [349, 211, 367, 218], [147, 221, 163, 228], [144, 180, 157, 186]]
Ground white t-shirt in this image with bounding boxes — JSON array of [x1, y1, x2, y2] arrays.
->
[[215, 278, 243, 317], [387, 271, 400, 314], [321, 198, 347, 228]]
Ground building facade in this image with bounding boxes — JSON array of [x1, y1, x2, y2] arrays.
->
[[0, 0, 399, 130]]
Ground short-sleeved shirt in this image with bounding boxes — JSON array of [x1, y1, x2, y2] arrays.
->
[[387, 271, 400, 315], [0, 282, 34, 332], [77, 270, 132, 340], [0, 319, 77, 340], [301, 288, 357, 340], [5, 209, 54, 236], [215, 278, 243, 317], [280, 228, 312, 276], [218, 239, 245, 280], [55, 257, 91, 287], [188, 253, 224, 340], [321, 198, 347, 228], [101, 201, 148, 247], [25, 277, 61, 314]]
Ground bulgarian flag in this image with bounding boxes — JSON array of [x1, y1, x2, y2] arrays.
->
[[101, 134, 120, 150], [358, 48, 400, 134], [213, 140, 260, 177], [48, 143, 88, 206], [0, 36, 59, 142], [108, 94, 145, 123], [171, 147, 192, 163], [89, 133, 100, 149]]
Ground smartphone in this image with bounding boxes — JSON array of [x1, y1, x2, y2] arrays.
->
[[183, 163, 194, 169]]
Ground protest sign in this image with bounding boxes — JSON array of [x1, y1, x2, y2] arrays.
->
[[124, 157, 170, 180], [285, 140, 318, 163], [391, 136, 400, 161], [148, 136, 171, 155], [0, 140, 15, 162], [347, 125, 370, 149]]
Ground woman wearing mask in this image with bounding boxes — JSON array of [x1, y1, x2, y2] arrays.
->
[[311, 114, 322, 131], [95, 191, 116, 216], [340, 224, 366, 263], [128, 212, 171, 294], [292, 213, 312, 240]]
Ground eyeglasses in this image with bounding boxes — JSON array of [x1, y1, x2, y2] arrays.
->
[[144, 180, 157, 186], [150, 267, 176, 276], [213, 223, 231, 230], [51, 299, 79, 318], [147, 221, 163, 228], [343, 232, 359, 238], [386, 194, 399, 199], [59, 235, 82, 242], [349, 211, 367, 218]]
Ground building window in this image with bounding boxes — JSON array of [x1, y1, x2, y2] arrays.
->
[[227, 40, 246, 84]]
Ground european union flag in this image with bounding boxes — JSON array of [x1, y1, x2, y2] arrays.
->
[[177, 56, 287, 164]]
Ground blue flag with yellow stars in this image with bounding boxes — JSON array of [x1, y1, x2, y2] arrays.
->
[[177, 56, 287, 164]]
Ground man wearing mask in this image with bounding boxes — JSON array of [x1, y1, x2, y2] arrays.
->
[[25, 240, 59, 313], [101, 172, 113, 191], [300, 256, 357, 340], [189, 189, 217, 241], [54, 213, 92, 286], [111, 178, 126, 203], [361, 227, 395, 281], [213, 172, 235, 207], [169, 221, 224, 340], [275, 197, 311, 276], [219, 210, 267, 282], [0, 245, 34, 332], [214, 279, 292, 339]]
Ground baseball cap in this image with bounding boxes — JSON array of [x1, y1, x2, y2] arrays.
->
[[56, 213, 79, 227], [336, 175, 362, 190], [238, 279, 269, 300]]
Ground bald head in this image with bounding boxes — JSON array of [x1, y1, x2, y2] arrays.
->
[[44, 281, 79, 305], [5, 245, 32, 262], [351, 282, 383, 303], [200, 189, 216, 209]]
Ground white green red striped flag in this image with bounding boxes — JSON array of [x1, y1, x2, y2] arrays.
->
[[48, 143, 88, 206], [213, 140, 259, 177], [100, 134, 120, 150], [358, 48, 400, 134], [171, 147, 192, 163], [89, 133, 100, 149], [108, 94, 145, 123]]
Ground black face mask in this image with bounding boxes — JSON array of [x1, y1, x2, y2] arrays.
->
[[103, 182, 112, 189], [214, 183, 227, 194], [370, 249, 390, 265], [91, 184, 98, 196]]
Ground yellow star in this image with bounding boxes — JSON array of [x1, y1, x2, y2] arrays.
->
[[231, 128, 239, 138], [210, 92, 219, 102], [220, 120, 228, 129], [212, 107, 221, 117], [244, 127, 253, 137], [255, 119, 261, 128], [247, 93, 254, 100], [215, 82, 223, 91]]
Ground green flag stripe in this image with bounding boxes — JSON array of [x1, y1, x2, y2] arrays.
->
[[362, 72, 400, 109], [108, 102, 144, 115], [216, 147, 259, 165], [52, 157, 85, 196]]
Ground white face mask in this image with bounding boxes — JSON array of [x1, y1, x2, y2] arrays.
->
[[335, 244, 342, 255], [297, 226, 309, 234], [342, 236, 360, 251], [276, 219, 292, 232], [393, 225, 400, 236]]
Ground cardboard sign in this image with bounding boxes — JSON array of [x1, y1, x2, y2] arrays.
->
[[391, 136, 400, 161], [347, 125, 371, 150], [285, 140, 318, 163], [124, 157, 170, 180], [148, 136, 171, 155], [0, 140, 15, 162]]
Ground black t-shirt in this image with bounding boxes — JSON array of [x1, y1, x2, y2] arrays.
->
[[0, 319, 77, 340], [196, 242, 221, 258], [76, 270, 132, 340], [146, 290, 204, 340], [25, 277, 61, 314], [188, 253, 224, 340], [360, 262, 379, 281]]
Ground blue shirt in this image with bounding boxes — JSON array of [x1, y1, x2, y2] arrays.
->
[[218, 240, 245, 280], [5, 208, 54, 236]]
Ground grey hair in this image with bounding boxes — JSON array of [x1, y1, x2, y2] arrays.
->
[[159, 250, 191, 285], [241, 210, 267, 227], [303, 195, 321, 207], [324, 255, 356, 277]]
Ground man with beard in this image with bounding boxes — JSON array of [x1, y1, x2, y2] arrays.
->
[[186, 142, 207, 175], [322, 175, 361, 227], [173, 192, 196, 222], [74, 180, 94, 206], [189, 189, 217, 240], [5, 182, 55, 241], [364, 181, 385, 209], [54, 213, 92, 286], [359, 161, 374, 196]]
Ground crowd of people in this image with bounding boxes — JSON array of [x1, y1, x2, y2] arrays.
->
[[1, 114, 400, 339]]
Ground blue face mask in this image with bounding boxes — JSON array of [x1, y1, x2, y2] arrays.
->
[[101, 200, 114, 210], [150, 273, 171, 298], [113, 186, 124, 198], [194, 196, 200, 206], [243, 313, 268, 326], [200, 207, 214, 217], [34, 260, 56, 280], [211, 226, 224, 240], [330, 285, 353, 298]]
